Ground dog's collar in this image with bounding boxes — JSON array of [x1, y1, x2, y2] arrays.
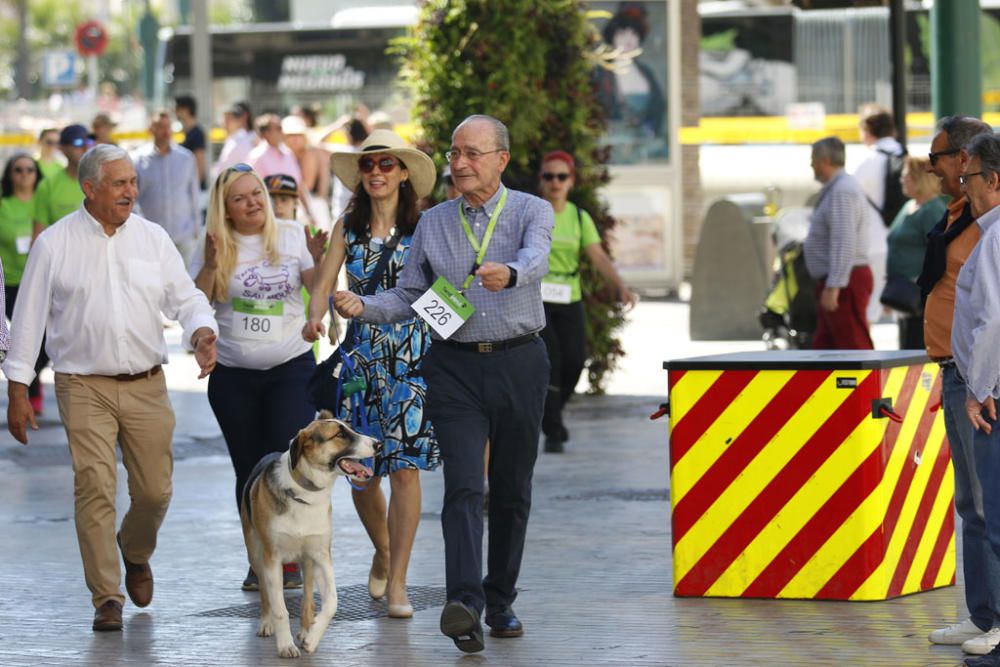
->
[[288, 456, 324, 493]]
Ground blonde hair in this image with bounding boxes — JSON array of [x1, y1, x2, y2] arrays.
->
[[902, 155, 940, 202], [204, 167, 280, 302]]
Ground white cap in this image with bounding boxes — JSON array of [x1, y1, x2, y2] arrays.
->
[[281, 115, 307, 135]]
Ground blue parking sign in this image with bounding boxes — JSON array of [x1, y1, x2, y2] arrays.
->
[[43, 50, 78, 88]]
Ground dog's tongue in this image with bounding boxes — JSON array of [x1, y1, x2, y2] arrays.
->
[[338, 459, 373, 479]]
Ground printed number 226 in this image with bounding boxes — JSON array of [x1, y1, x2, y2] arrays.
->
[[422, 299, 451, 325]]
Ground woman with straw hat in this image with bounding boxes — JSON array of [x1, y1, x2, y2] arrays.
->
[[303, 130, 439, 618]]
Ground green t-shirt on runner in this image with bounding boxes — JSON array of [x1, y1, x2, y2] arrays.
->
[[542, 202, 601, 303], [38, 159, 64, 181], [0, 196, 36, 285], [34, 167, 83, 226]]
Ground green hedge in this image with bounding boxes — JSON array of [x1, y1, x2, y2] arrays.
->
[[394, 0, 627, 392]]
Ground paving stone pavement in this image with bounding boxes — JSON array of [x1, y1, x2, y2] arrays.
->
[[0, 301, 975, 666]]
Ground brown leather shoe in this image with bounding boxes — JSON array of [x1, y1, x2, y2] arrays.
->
[[92, 600, 123, 631], [117, 533, 153, 607]]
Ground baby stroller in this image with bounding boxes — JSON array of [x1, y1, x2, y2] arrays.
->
[[759, 208, 817, 350]]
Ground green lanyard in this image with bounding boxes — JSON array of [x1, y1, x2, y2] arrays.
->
[[458, 187, 508, 290]]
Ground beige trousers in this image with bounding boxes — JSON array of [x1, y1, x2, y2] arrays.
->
[[54, 371, 176, 608]]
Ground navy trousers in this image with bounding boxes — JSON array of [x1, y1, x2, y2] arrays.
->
[[422, 336, 549, 613], [207, 350, 317, 509]]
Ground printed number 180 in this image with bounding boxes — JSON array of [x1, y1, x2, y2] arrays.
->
[[242, 316, 271, 333]]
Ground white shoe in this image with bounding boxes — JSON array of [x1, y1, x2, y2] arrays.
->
[[929, 618, 985, 645], [963, 627, 1000, 655]]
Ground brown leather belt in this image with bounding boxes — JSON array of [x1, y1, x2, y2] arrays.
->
[[104, 365, 162, 382]]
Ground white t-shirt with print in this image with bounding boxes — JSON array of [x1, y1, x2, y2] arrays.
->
[[190, 219, 313, 369]]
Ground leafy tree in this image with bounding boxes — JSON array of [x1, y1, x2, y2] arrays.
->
[[395, 0, 627, 392]]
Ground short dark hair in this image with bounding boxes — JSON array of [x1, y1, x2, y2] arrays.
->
[[862, 110, 895, 139], [812, 136, 846, 167], [175, 94, 197, 116], [38, 127, 58, 141], [939, 116, 994, 151]]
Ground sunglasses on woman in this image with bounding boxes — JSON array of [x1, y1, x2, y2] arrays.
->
[[359, 156, 399, 174], [541, 172, 570, 182]]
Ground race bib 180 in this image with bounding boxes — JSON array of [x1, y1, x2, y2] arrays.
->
[[231, 297, 283, 342]]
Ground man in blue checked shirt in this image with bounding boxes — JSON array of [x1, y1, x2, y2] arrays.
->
[[954, 132, 1000, 667], [335, 114, 553, 653]]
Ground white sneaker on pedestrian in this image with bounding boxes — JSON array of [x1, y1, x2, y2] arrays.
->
[[929, 618, 985, 645], [963, 627, 1000, 655]]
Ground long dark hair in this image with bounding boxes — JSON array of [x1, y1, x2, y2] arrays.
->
[[343, 158, 419, 239], [1, 153, 43, 199]]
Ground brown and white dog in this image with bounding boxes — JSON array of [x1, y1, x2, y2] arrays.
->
[[240, 410, 376, 658]]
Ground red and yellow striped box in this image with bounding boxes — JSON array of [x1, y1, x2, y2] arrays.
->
[[664, 351, 953, 601]]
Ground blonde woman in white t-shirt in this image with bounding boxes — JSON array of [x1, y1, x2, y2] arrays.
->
[[192, 163, 319, 591]]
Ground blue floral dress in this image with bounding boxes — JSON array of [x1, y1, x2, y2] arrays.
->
[[338, 229, 439, 475]]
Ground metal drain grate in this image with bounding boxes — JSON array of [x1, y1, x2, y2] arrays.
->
[[554, 488, 669, 502], [194, 584, 445, 621]]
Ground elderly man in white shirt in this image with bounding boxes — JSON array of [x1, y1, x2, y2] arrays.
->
[[3, 144, 218, 633]]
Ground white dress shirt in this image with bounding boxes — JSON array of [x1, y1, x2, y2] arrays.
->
[[2, 205, 218, 384]]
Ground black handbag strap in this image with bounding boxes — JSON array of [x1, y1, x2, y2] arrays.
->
[[337, 228, 402, 349]]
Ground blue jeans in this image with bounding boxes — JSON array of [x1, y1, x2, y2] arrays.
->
[[947, 365, 1000, 630]]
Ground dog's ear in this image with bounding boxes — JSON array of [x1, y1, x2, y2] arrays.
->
[[318, 409, 334, 420], [290, 431, 305, 470]]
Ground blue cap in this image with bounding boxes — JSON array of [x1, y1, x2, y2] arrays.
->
[[59, 124, 94, 148]]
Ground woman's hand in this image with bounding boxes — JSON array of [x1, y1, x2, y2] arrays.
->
[[618, 284, 637, 310], [302, 318, 326, 343], [204, 232, 219, 269], [305, 226, 329, 265]]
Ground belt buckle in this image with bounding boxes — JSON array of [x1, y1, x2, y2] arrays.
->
[[478, 342, 493, 353]]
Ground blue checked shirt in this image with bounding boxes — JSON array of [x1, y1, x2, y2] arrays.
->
[[359, 184, 554, 342], [953, 203, 1000, 402]]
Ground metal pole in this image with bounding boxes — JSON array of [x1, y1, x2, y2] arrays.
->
[[190, 0, 213, 171], [931, 0, 981, 119], [889, 0, 907, 151]]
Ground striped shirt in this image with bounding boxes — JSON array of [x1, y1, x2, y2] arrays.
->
[[953, 203, 1000, 402], [804, 170, 870, 288], [359, 184, 554, 342]]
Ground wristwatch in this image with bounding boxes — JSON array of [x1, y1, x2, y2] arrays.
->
[[505, 265, 518, 288]]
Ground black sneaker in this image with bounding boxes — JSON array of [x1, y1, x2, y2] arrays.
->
[[242, 566, 259, 591], [283, 563, 303, 589], [544, 436, 565, 453]]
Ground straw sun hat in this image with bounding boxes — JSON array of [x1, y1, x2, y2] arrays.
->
[[331, 129, 436, 198]]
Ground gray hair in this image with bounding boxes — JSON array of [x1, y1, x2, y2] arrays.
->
[[78, 144, 130, 190], [811, 136, 845, 167], [966, 133, 1000, 183], [939, 116, 993, 151], [454, 114, 510, 152]]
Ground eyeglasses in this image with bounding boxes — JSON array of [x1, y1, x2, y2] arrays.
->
[[928, 148, 961, 166], [12, 166, 36, 174], [445, 148, 503, 162], [359, 156, 399, 174], [959, 171, 986, 186], [541, 172, 570, 182]]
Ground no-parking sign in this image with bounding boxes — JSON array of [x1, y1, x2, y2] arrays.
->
[[42, 50, 78, 88], [74, 20, 108, 57]]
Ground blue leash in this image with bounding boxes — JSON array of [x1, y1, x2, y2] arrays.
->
[[329, 296, 374, 492]]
